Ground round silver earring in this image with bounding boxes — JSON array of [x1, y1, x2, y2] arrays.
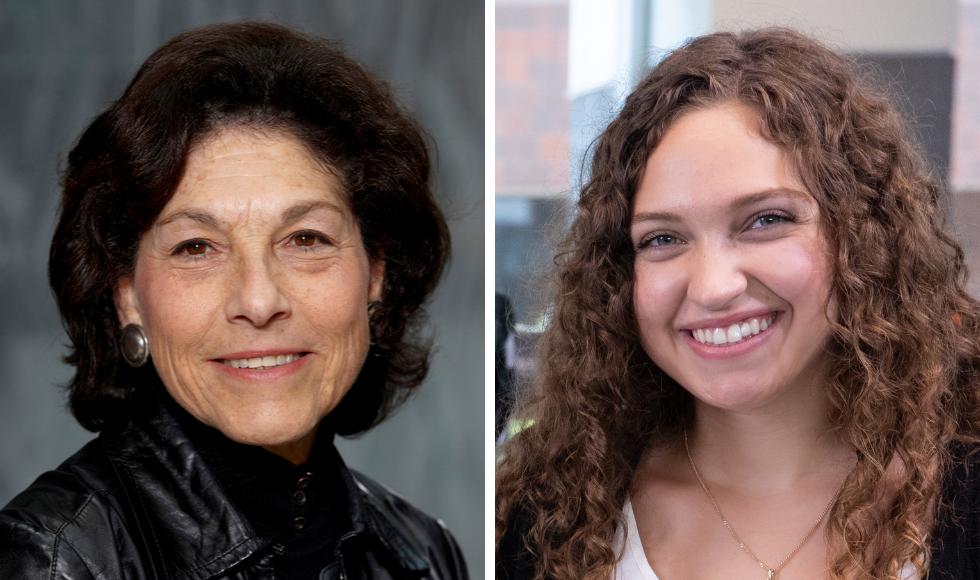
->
[[121, 324, 149, 367]]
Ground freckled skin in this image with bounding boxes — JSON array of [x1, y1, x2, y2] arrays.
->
[[115, 128, 383, 463], [631, 104, 836, 413]]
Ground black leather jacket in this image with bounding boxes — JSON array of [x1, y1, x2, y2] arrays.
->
[[0, 400, 468, 580]]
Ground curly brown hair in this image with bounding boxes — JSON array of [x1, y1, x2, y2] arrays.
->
[[49, 22, 449, 435], [496, 27, 980, 580]]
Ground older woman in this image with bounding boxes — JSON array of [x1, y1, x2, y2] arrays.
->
[[0, 22, 466, 580], [497, 28, 980, 580]]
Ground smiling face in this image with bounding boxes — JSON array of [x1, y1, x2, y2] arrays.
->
[[631, 103, 835, 412], [115, 127, 382, 455]]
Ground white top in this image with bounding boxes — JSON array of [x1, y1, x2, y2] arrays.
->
[[612, 500, 660, 580], [613, 501, 922, 580]]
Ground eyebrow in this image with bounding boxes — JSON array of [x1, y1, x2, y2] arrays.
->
[[728, 188, 811, 212], [156, 210, 219, 229], [631, 187, 811, 225], [156, 200, 346, 229], [280, 200, 345, 224]]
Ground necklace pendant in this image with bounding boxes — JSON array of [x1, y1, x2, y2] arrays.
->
[[767, 570, 775, 580]]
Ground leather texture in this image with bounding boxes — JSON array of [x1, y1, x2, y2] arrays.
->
[[0, 399, 468, 580]]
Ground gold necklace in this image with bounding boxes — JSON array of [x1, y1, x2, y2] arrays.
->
[[683, 431, 845, 580]]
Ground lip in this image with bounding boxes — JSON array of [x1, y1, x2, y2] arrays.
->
[[680, 309, 778, 332], [682, 311, 781, 361], [209, 349, 311, 381], [214, 349, 309, 360]]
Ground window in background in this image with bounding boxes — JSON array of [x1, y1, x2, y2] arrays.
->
[[494, 0, 711, 435]]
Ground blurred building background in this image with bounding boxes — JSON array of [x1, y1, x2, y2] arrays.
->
[[0, 1, 484, 576], [495, 0, 975, 427]]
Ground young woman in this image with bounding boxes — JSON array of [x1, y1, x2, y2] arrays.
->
[[496, 28, 980, 580]]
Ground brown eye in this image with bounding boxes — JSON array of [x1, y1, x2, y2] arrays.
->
[[185, 242, 207, 255], [295, 234, 316, 247]]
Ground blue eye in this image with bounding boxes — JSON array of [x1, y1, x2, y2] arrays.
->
[[637, 233, 682, 250], [751, 214, 787, 228]]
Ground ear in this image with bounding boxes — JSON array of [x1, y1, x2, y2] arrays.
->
[[368, 258, 385, 303], [114, 276, 144, 328]]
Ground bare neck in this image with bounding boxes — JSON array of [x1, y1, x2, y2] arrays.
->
[[688, 381, 853, 492]]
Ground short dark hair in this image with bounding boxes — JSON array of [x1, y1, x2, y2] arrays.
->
[[49, 21, 449, 435]]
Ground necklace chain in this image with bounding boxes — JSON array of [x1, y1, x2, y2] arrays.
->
[[683, 431, 845, 580]]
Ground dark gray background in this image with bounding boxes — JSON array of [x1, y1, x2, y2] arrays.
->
[[0, 0, 484, 576]]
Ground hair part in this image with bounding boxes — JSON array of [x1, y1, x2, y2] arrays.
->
[[49, 21, 449, 435], [496, 27, 980, 580]]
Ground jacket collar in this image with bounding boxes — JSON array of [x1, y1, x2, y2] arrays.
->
[[341, 464, 431, 573], [102, 392, 430, 579]]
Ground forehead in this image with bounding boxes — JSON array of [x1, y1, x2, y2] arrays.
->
[[635, 104, 805, 212], [162, 127, 349, 222]]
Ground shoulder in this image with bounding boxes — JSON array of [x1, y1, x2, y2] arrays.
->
[[0, 436, 132, 579], [351, 470, 469, 580], [937, 442, 980, 522], [497, 503, 537, 580], [930, 443, 980, 579]]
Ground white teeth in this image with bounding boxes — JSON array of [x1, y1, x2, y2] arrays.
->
[[691, 316, 775, 346], [727, 324, 742, 343], [222, 353, 301, 369], [712, 328, 726, 344]]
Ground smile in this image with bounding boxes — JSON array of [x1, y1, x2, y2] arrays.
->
[[690, 315, 775, 346], [220, 353, 304, 369]]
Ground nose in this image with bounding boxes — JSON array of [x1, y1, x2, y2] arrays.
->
[[226, 253, 291, 327], [686, 243, 748, 310]]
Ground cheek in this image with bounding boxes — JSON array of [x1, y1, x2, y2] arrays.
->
[[133, 260, 224, 350], [633, 262, 685, 342], [305, 300, 368, 340], [783, 244, 832, 303], [297, 270, 371, 336], [755, 239, 834, 325]]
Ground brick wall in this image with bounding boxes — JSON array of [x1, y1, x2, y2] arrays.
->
[[495, 1, 570, 193]]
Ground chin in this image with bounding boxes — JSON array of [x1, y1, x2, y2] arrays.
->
[[692, 378, 776, 411], [214, 413, 320, 447]]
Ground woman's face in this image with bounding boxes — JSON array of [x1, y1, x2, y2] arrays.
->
[[116, 127, 382, 450], [631, 104, 835, 411]]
